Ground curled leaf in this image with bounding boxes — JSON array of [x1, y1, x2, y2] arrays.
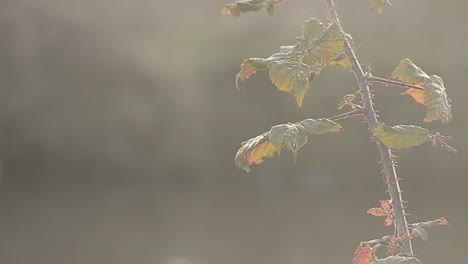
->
[[374, 124, 430, 150], [392, 58, 452, 123], [235, 119, 343, 171]]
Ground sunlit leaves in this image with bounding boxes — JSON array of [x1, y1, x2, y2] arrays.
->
[[235, 119, 342, 172], [373, 124, 430, 150], [221, 0, 280, 17], [353, 243, 373, 264], [235, 18, 347, 108], [392, 58, 452, 123], [367, 200, 394, 226], [269, 61, 312, 107], [370, 0, 392, 14]]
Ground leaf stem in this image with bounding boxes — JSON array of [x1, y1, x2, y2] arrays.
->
[[368, 76, 425, 91], [328, 109, 364, 121], [325, 0, 414, 255]]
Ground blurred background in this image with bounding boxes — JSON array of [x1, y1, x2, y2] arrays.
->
[[0, 0, 466, 263]]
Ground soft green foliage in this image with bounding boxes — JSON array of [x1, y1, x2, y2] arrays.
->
[[226, 2, 453, 262], [373, 124, 430, 150], [392, 58, 452, 123], [235, 18, 346, 108], [235, 119, 342, 172]]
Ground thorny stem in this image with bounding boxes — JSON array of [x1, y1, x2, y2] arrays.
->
[[368, 76, 425, 91], [325, 0, 414, 255]]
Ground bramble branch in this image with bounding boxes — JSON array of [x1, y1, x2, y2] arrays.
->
[[325, 0, 414, 255]]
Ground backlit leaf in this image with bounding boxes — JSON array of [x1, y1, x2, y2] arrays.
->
[[297, 18, 324, 50], [370, 0, 391, 14], [375, 256, 421, 264], [269, 61, 312, 108], [392, 58, 452, 123], [391, 58, 429, 85], [373, 124, 430, 150], [353, 243, 373, 264], [298, 118, 343, 134], [236, 51, 295, 88], [235, 119, 343, 171], [302, 23, 345, 65]]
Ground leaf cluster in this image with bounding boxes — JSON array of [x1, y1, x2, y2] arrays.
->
[[236, 18, 349, 108]]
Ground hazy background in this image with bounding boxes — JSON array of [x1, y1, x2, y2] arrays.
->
[[0, 0, 467, 263]]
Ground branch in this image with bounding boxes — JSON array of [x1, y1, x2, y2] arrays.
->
[[325, 0, 414, 255], [368, 76, 425, 91]]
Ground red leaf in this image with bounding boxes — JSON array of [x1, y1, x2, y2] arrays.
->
[[439, 217, 450, 226], [367, 208, 388, 217], [353, 243, 373, 264], [384, 216, 394, 226], [380, 200, 392, 214]]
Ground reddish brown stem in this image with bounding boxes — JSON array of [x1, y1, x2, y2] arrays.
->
[[325, 0, 414, 255]]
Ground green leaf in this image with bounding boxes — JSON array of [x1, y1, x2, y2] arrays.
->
[[297, 18, 324, 50], [269, 61, 312, 108], [392, 58, 452, 123], [375, 256, 420, 264], [374, 124, 430, 150], [235, 119, 343, 171], [391, 58, 430, 85], [236, 51, 295, 87], [369, 0, 392, 14], [298, 118, 343, 135], [302, 23, 345, 65]]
